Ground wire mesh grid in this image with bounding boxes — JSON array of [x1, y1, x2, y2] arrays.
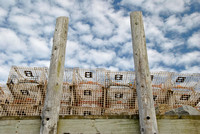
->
[[104, 71, 137, 115], [0, 67, 200, 116], [151, 72, 200, 114], [0, 66, 48, 116]]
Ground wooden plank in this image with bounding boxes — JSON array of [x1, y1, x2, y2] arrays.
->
[[130, 11, 158, 134], [57, 119, 140, 134], [0, 118, 200, 134], [40, 17, 69, 134]]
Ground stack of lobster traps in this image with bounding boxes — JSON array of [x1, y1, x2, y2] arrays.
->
[[1, 66, 48, 116], [104, 71, 137, 115], [60, 68, 138, 116], [60, 68, 106, 115], [0, 66, 200, 116], [151, 72, 200, 114]]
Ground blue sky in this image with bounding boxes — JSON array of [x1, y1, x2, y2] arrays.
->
[[0, 0, 200, 83]]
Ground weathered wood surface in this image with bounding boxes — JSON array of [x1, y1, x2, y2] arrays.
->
[[130, 11, 158, 134], [40, 17, 69, 134], [0, 118, 200, 134]]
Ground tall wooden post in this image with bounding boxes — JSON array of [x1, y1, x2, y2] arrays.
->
[[40, 17, 69, 134], [130, 11, 158, 134]]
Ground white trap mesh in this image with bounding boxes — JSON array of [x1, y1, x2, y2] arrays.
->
[[0, 67, 200, 116], [1, 66, 48, 116]]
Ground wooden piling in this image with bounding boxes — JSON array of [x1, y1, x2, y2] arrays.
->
[[40, 17, 69, 134], [130, 11, 158, 134]]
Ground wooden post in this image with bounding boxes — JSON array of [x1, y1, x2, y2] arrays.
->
[[130, 11, 158, 134], [40, 17, 69, 134]]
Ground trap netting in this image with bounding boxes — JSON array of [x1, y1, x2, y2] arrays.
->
[[0, 67, 200, 116], [0, 66, 48, 116]]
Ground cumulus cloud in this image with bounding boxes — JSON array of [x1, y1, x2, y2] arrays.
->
[[115, 57, 134, 70], [0, 28, 27, 53], [176, 51, 200, 66], [0, 7, 7, 23], [121, 0, 191, 14], [0, 0, 199, 83], [187, 31, 200, 48], [165, 12, 200, 33], [0, 0, 16, 9], [29, 60, 50, 67], [89, 49, 116, 65], [28, 37, 50, 59], [73, 22, 90, 34], [118, 42, 133, 56], [181, 66, 200, 74], [0, 66, 10, 83], [80, 34, 93, 44]]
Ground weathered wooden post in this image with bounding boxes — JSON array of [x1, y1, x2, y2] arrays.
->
[[40, 17, 69, 134], [130, 11, 158, 134]]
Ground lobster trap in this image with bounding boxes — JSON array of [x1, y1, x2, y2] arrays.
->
[[1, 67, 200, 116], [151, 72, 200, 114], [104, 71, 137, 115], [1, 66, 48, 116]]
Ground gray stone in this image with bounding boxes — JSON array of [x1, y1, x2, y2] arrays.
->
[[165, 105, 200, 115]]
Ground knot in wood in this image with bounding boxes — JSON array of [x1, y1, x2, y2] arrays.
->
[[54, 46, 57, 50]]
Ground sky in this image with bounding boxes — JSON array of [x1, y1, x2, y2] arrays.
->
[[0, 0, 200, 83]]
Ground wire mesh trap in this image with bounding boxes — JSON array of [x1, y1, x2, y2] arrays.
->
[[0, 66, 200, 116]]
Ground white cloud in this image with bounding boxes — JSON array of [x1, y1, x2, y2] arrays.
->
[[187, 31, 200, 48], [0, 0, 16, 9], [89, 49, 116, 65], [147, 49, 162, 68], [144, 15, 166, 45], [115, 57, 133, 70], [65, 40, 117, 67], [0, 7, 7, 23], [181, 66, 200, 73], [9, 53, 25, 65], [0, 65, 10, 83], [8, 10, 43, 36], [28, 37, 50, 59], [0, 0, 200, 83], [159, 0, 190, 13], [144, 15, 185, 51], [65, 40, 82, 58], [162, 53, 177, 66], [148, 49, 178, 67], [73, 22, 90, 34], [182, 12, 200, 30], [34, 1, 69, 17], [92, 38, 107, 48], [65, 58, 81, 68], [118, 42, 133, 56], [176, 51, 200, 66], [120, 0, 145, 6], [79, 34, 93, 44], [150, 65, 176, 72], [161, 39, 184, 50], [54, 0, 74, 8], [29, 60, 50, 67], [0, 28, 27, 53], [165, 12, 200, 33], [85, 0, 116, 38], [106, 66, 119, 71], [91, 19, 115, 38], [121, 0, 191, 14], [165, 15, 185, 33]]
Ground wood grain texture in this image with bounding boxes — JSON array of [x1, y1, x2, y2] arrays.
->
[[130, 11, 158, 134], [0, 118, 200, 134], [40, 17, 69, 134]]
